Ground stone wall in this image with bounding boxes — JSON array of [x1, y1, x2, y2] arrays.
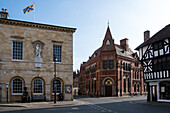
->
[[0, 21, 75, 102]]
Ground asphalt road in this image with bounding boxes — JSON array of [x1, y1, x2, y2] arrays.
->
[[1, 96, 170, 113]]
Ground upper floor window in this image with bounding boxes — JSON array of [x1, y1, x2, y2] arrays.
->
[[13, 41, 23, 60], [109, 60, 113, 69], [153, 41, 163, 51], [123, 62, 131, 71], [123, 63, 125, 70], [53, 45, 62, 62], [103, 60, 107, 69], [135, 61, 139, 67]]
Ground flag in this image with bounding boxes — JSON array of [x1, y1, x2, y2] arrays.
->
[[23, 4, 34, 14]]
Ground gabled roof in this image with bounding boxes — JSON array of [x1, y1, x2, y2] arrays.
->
[[83, 26, 137, 66], [101, 26, 115, 51], [135, 24, 170, 50]]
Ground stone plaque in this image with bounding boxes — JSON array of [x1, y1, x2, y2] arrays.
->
[[34, 57, 42, 68]]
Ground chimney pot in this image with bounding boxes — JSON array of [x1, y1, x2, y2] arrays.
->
[[2, 8, 4, 12], [5, 9, 7, 12]]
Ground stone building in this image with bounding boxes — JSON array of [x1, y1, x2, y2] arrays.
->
[[79, 26, 147, 97], [0, 9, 76, 102]]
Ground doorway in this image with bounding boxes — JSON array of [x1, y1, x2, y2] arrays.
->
[[151, 85, 157, 101], [105, 85, 112, 96]]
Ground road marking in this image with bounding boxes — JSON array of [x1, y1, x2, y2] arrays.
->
[[71, 107, 79, 110], [87, 103, 112, 112]]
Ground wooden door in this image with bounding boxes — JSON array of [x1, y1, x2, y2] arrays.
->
[[105, 86, 112, 96]]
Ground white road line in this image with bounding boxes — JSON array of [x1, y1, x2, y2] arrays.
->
[[87, 103, 112, 112]]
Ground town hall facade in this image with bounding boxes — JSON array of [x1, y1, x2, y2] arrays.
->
[[0, 9, 76, 102]]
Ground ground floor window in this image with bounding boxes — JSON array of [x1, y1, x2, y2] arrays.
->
[[137, 84, 140, 92], [12, 78, 23, 94], [134, 84, 136, 92], [33, 78, 43, 94], [160, 81, 170, 100], [53, 79, 62, 94]]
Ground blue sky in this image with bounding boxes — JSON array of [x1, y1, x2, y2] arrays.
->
[[1, 0, 170, 70]]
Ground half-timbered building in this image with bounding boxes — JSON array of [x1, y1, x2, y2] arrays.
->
[[136, 25, 170, 102], [78, 26, 146, 97]]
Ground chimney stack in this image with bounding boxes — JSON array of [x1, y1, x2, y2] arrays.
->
[[120, 38, 129, 51], [144, 30, 150, 42], [0, 8, 9, 19]]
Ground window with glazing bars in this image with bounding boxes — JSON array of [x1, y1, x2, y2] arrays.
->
[[12, 78, 22, 93], [33, 79, 43, 94], [53, 45, 62, 62], [53, 79, 62, 93], [13, 41, 23, 60]]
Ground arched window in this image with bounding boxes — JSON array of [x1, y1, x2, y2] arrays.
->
[[12, 78, 23, 94], [137, 84, 140, 92], [127, 77, 130, 92], [33, 78, 43, 94], [134, 84, 136, 92], [123, 79, 126, 92], [123, 63, 125, 70], [126, 63, 128, 70], [53, 79, 62, 94]]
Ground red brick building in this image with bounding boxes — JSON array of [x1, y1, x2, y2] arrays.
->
[[79, 26, 147, 97]]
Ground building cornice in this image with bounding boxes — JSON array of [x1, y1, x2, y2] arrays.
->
[[0, 18, 76, 33]]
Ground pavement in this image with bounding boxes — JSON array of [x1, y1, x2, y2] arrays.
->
[[133, 99, 170, 107], [0, 96, 170, 112], [0, 100, 86, 112]]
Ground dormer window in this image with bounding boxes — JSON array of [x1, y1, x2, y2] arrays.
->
[[106, 40, 110, 45], [94, 54, 96, 57]]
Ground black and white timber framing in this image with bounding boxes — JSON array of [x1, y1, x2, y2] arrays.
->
[[136, 24, 170, 102]]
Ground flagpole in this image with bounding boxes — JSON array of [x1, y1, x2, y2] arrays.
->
[[33, 2, 35, 22]]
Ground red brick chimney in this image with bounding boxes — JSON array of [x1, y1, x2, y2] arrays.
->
[[120, 38, 129, 51], [144, 30, 150, 42]]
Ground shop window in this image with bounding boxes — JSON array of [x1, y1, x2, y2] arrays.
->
[[160, 82, 170, 100]]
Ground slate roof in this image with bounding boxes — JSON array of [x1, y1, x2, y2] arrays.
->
[[85, 44, 135, 64], [135, 24, 170, 50], [115, 44, 134, 59]]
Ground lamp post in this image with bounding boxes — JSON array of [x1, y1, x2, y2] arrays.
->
[[6, 83, 9, 103], [54, 55, 57, 103], [93, 77, 96, 97]]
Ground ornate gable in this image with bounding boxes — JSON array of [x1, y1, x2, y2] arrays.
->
[[101, 26, 115, 52]]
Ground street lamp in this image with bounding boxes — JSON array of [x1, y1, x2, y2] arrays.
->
[[93, 77, 96, 97], [54, 55, 57, 103], [6, 83, 9, 102]]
